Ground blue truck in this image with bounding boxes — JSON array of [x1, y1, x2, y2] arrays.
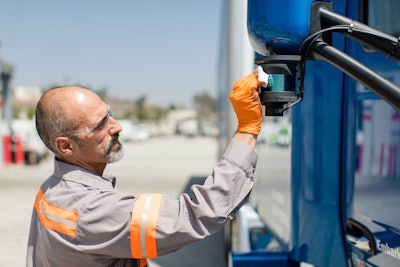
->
[[218, 0, 400, 266]]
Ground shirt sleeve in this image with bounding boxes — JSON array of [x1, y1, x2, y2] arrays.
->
[[76, 138, 257, 260], [154, 138, 257, 256]]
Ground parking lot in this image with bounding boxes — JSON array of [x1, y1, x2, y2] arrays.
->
[[0, 136, 228, 267]]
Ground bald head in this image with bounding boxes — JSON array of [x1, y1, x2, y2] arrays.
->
[[35, 86, 102, 155]]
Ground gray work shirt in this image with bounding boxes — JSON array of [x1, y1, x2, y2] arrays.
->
[[26, 139, 257, 267]]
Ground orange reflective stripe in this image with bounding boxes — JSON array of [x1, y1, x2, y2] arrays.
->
[[34, 188, 78, 237], [139, 258, 148, 267], [145, 194, 162, 257], [131, 194, 146, 257], [130, 193, 162, 258]]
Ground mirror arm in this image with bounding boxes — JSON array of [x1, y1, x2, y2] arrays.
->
[[317, 7, 400, 63], [309, 40, 400, 111]]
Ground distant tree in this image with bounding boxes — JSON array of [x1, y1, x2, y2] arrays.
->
[[193, 91, 216, 118], [134, 95, 147, 120], [146, 106, 167, 121], [168, 104, 177, 111], [27, 106, 36, 119]]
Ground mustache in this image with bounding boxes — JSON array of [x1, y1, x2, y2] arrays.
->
[[112, 133, 120, 142], [105, 134, 121, 154]]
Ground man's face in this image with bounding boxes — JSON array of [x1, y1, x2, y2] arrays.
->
[[68, 97, 124, 169]]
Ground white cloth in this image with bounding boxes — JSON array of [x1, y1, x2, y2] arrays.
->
[[254, 66, 269, 87]]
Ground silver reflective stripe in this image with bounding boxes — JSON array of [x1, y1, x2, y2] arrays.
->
[[36, 196, 77, 228], [140, 194, 153, 258]]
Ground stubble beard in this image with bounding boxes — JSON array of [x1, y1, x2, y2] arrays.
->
[[105, 135, 124, 163]]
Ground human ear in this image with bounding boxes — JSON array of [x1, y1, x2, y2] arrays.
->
[[54, 137, 73, 157]]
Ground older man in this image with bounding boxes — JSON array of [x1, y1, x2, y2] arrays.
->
[[27, 69, 266, 267]]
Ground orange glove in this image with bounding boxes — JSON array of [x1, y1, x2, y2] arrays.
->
[[229, 71, 265, 135]]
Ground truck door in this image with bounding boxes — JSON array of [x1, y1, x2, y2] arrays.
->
[[343, 1, 400, 266], [344, 83, 400, 267]]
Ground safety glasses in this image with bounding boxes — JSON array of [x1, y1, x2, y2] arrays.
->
[[70, 105, 113, 136]]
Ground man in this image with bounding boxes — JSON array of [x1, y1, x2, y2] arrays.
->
[[27, 68, 267, 267]]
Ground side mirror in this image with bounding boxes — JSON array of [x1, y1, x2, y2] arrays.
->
[[247, 0, 314, 55], [248, 0, 311, 116], [248, 0, 400, 113]]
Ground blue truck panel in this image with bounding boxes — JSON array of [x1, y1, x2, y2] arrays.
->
[[222, 0, 400, 266]]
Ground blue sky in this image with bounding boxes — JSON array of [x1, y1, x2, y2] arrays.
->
[[0, 1, 221, 107]]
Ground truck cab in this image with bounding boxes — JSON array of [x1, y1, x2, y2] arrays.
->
[[220, 1, 400, 266]]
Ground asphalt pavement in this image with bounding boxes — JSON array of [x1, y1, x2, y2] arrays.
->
[[0, 136, 227, 267]]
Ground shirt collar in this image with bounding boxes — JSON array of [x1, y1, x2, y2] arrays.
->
[[53, 159, 116, 191]]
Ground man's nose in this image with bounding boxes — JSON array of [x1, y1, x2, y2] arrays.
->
[[108, 116, 122, 134]]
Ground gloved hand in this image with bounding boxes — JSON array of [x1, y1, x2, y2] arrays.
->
[[229, 67, 268, 135]]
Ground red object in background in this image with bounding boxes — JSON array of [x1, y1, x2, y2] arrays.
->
[[3, 134, 12, 165], [14, 135, 24, 165]]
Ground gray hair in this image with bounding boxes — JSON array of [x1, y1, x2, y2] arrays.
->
[[35, 86, 87, 155]]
